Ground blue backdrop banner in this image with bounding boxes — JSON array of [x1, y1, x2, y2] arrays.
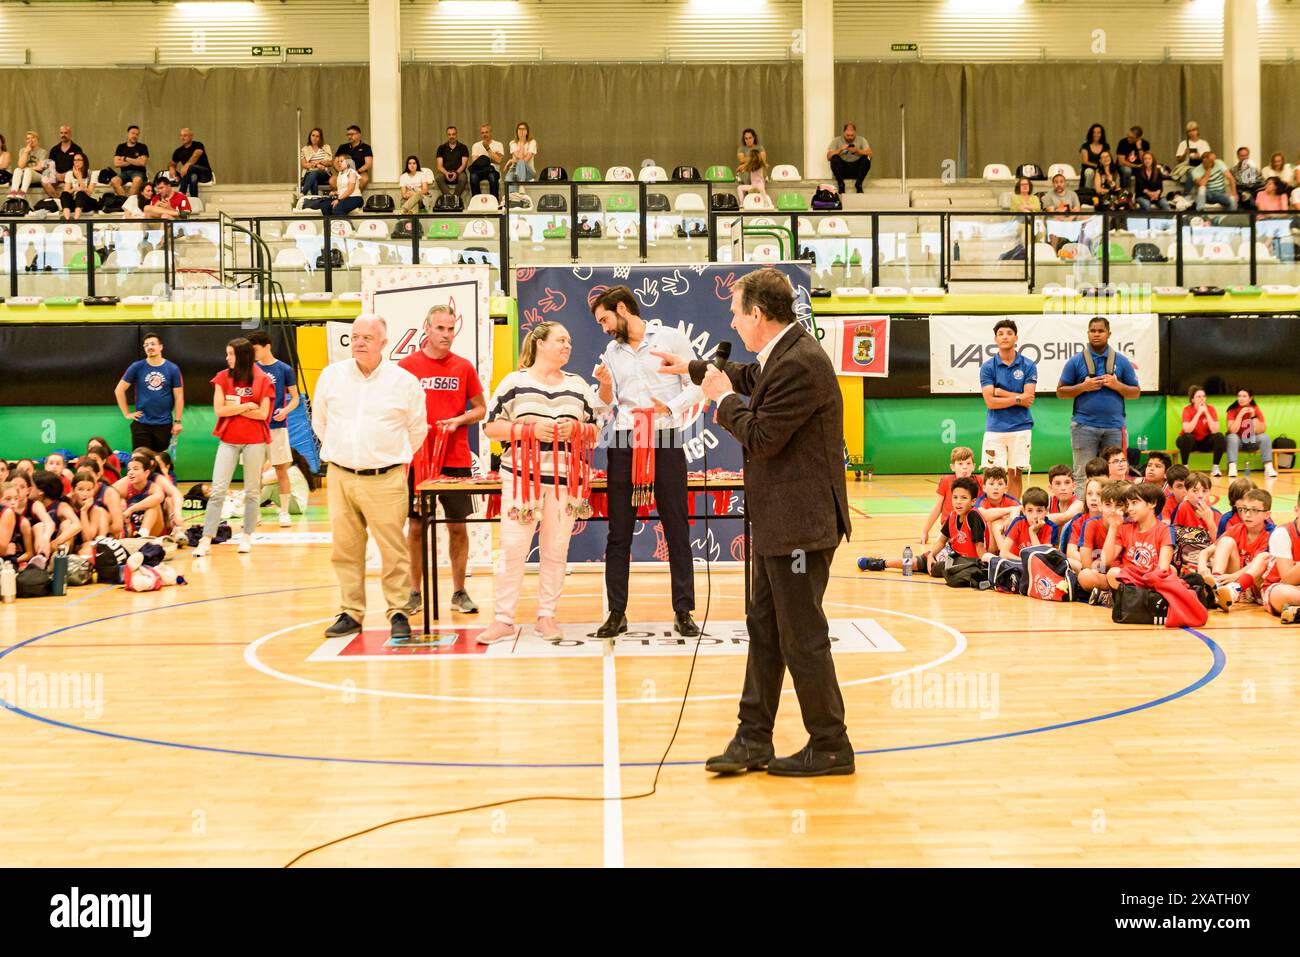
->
[[514, 262, 813, 565]]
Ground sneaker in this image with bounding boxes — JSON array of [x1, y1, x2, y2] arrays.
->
[[406, 590, 422, 616], [1228, 464, 1238, 478], [857, 556, 887, 572], [1211, 465, 1222, 477], [279, 510, 292, 527], [193, 536, 211, 558], [237, 534, 251, 554], [1215, 582, 1240, 612], [170, 527, 189, 546], [389, 613, 412, 641], [1265, 463, 1279, 478], [323, 613, 362, 638], [1280, 605, 1299, 624], [476, 622, 515, 645], [450, 589, 478, 613]]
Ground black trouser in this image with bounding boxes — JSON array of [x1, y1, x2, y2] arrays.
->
[[60, 192, 97, 213], [131, 421, 172, 453], [1177, 432, 1227, 465], [604, 443, 694, 614], [830, 155, 870, 191], [469, 164, 500, 198], [739, 546, 849, 751]]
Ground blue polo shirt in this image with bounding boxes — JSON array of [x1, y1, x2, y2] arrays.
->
[[979, 351, 1037, 433], [121, 358, 183, 426], [1058, 347, 1140, 430]]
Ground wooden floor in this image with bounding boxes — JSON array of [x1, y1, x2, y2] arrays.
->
[[2, 471, 1297, 867]]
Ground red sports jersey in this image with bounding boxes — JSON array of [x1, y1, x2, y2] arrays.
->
[[1173, 500, 1216, 532], [937, 474, 984, 520], [941, 509, 988, 558], [1003, 516, 1054, 557], [398, 351, 482, 469], [1075, 515, 1107, 555], [210, 367, 274, 446], [1161, 493, 1180, 523], [1117, 520, 1173, 574], [1227, 522, 1272, 565], [1049, 493, 1077, 514]]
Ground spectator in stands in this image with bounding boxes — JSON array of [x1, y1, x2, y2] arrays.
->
[[826, 122, 872, 194], [0, 135, 9, 188], [435, 126, 470, 203], [1008, 177, 1040, 213], [1266, 151, 1294, 187], [504, 122, 538, 188], [1257, 176, 1290, 215], [1193, 151, 1238, 210], [736, 149, 767, 204], [469, 124, 504, 199], [1114, 126, 1148, 191], [1231, 147, 1263, 209], [1175, 121, 1211, 191], [399, 155, 431, 213], [41, 125, 85, 200], [1056, 316, 1141, 487], [9, 131, 45, 199], [145, 178, 190, 219], [1078, 124, 1109, 190], [300, 127, 333, 196], [107, 125, 149, 197], [124, 181, 153, 219], [333, 125, 373, 193], [169, 127, 213, 198], [324, 153, 363, 216], [1092, 151, 1131, 209], [59, 153, 97, 221], [1042, 173, 1082, 249], [737, 128, 767, 171], [1178, 385, 1227, 477], [1225, 388, 1279, 479], [1133, 151, 1169, 210]]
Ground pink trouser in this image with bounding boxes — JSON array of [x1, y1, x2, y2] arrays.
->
[[493, 472, 577, 624]]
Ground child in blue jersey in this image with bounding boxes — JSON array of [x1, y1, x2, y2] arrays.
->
[[1045, 463, 1083, 541], [975, 466, 1021, 539], [248, 331, 301, 527], [1064, 477, 1106, 573]]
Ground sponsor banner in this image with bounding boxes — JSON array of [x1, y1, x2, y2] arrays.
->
[[307, 618, 904, 661], [929, 313, 1159, 394], [819, 315, 890, 377]]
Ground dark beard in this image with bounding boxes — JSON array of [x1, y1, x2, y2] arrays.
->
[[610, 317, 630, 344]]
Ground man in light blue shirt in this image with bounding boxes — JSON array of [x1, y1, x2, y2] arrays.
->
[[1056, 316, 1142, 488], [591, 285, 704, 639]]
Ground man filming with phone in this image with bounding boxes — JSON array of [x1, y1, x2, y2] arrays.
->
[[1056, 316, 1141, 490]]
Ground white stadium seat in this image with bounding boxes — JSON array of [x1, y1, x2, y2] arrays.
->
[[638, 165, 667, 183], [354, 219, 390, 239], [770, 164, 801, 182], [1047, 163, 1078, 181], [605, 166, 635, 182], [982, 164, 1014, 182], [466, 194, 500, 212]]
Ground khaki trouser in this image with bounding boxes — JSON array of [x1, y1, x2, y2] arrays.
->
[[328, 466, 409, 622]]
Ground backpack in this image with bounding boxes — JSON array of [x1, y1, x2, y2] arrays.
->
[[811, 186, 842, 210], [432, 194, 462, 212], [672, 166, 700, 182], [942, 555, 986, 589], [16, 564, 52, 598], [1022, 546, 1078, 601], [645, 193, 670, 212], [1081, 348, 1116, 377], [34, 198, 59, 213], [1179, 571, 1219, 612], [99, 193, 128, 213], [710, 194, 739, 212], [183, 483, 209, 511], [315, 248, 344, 269], [2, 197, 29, 216], [540, 166, 568, 182], [94, 537, 129, 584], [1132, 242, 1166, 262], [1173, 524, 1212, 573], [1111, 582, 1169, 625], [363, 194, 395, 213], [65, 555, 92, 587], [537, 193, 567, 213], [1273, 435, 1296, 469]]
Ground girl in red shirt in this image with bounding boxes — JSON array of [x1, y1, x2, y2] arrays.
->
[[1226, 388, 1279, 478], [194, 338, 273, 558], [1177, 385, 1226, 476]]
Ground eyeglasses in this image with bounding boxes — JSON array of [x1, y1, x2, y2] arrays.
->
[[1236, 506, 1266, 516]]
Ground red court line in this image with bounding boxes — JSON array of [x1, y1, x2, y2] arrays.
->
[[0, 641, 251, 650]]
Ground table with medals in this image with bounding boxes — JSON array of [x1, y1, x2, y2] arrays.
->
[[416, 471, 750, 623]]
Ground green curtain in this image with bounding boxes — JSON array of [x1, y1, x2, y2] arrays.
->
[[835, 62, 963, 179]]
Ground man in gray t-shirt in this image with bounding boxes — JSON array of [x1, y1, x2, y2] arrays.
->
[[1042, 173, 1083, 247], [825, 122, 873, 194]]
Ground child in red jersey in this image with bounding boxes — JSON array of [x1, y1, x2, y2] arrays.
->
[[975, 466, 1020, 538], [1103, 483, 1174, 586], [994, 487, 1054, 559], [1263, 491, 1300, 623], [1198, 488, 1274, 611], [1064, 477, 1105, 573], [1102, 445, 1130, 482], [920, 446, 981, 545], [1045, 464, 1083, 541], [1143, 450, 1171, 488], [1076, 480, 1133, 597], [933, 477, 990, 587], [1161, 463, 1189, 523], [1171, 470, 1217, 571]]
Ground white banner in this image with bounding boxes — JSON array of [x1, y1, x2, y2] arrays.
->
[[928, 313, 1159, 394]]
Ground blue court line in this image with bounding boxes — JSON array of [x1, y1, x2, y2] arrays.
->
[[0, 583, 1226, 770]]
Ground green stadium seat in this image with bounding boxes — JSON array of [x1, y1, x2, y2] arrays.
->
[[44, 296, 81, 307], [776, 193, 808, 211], [66, 251, 102, 272], [543, 221, 567, 240], [1106, 241, 1132, 263], [705, 165, 736, 183], [606, 193, 636, 213], [572, 167, 601, 182], [427, 220, 461, 240]]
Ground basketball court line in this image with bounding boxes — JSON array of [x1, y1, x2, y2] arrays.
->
[[602, 647, 624, 868]]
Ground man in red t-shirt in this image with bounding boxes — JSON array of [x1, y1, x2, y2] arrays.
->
[[397, 304, 486, 616], [145, 178, 191, 219]]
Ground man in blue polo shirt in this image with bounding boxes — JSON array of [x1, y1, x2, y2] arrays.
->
[[979, 319, 1037, 499], [1055, 316, 1142, 488]]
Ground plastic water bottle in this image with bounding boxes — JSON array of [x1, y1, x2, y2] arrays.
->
[[1138, 435, 1149, 452], [902, 546, 914, 577], [0, 563, 15, 604], [866, 461, 874, 482], [1244, 458, 1252, 479]]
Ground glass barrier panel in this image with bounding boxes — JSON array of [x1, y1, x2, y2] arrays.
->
[[644, 183, 710, 263], [949, 214, 1027, 283], [15, 220, 93, 298], [1181, 211, 1253, 288], [789, 212, 868, 286], [1031, 212, 1102, 288], [1255, 211, 1297, 285], [1103, 210, 1178, 289], [877, 213, 943, 289]]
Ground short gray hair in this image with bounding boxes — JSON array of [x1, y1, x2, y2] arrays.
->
[[425, 304, 454, 324]]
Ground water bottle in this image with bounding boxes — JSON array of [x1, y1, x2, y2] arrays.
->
[[1138, 435, 1148, 452], [1244, 458, 1252, 478], [902, 546, 914, 577], [866, 461, 874, 482], [0, 563, 15, 604], [51, 550, 68, 597]]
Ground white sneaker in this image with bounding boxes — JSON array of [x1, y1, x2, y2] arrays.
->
[[1228, 464, 1237, 478], [278, 510, 292, 527], [193, 536, 211, 558], [1212, 465, 1222, 477], [237, 534, 252, 554], [1265, 463, 1279, 478]]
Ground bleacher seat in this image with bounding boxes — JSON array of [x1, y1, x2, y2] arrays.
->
[[463, 218, 496, 239], [771, 165, 801, 182], [673, 194, 706, 213], [427, 220, 461, 240], [142, 250, 167, 270], [355, 220, 389, 239], [639, 165, 667, 183], [329, 219, 353, 239], [1248, 241, 1275, 262], [817, 217, 851, 237], [420, 247, 455, 265], [1204, 241, 1237, 261], [1107, 241, 1132, 263], [1047, 163, 1077, 181], [348, 248, 378, 266], [607, 194, 637, 213], [573, 167, 601, 182], [982, 164, 1014, 182], [742, 193, 774, 211], [274, 248, 309, 269], [283, 219, 319, 238], [776, 193, 808, 211], [749, 243, 781, 262], [466, 194, 500, 212], [52, 223, 85, 242], [605, 166, 635, 182], [705, 165, 736, 183], [1058, 242, 1092, 261], [1034, 242, 1058, 261]]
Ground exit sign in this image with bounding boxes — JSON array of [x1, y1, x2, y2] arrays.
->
[[251, 45, 281, 56], [891, 43, 918, 52], [287, 47, 313, 56]]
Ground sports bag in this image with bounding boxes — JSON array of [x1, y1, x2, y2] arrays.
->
[[16, 564, 52, 597], [1273, 434, 1296, 470], [942, 555, 986, 589], [363, 194, 395, 213], [1111, 582, 1169, 625], [811, 186, 842, 210], [1022, 545, 1078, 601], [65, 555, 93, 587]]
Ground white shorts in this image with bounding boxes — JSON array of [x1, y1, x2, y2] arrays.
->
[[982, 429, 1032, 472], [267, 428, 292, 466]]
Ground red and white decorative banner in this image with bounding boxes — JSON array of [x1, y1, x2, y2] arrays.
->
[[819, 316, 890, 377]]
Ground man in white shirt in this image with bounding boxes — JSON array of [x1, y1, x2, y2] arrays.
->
[[1175, 121, 1212, 191], [312, 314, 429, 640], [591, 285, 705, 639], [469, 124, 504, 199]]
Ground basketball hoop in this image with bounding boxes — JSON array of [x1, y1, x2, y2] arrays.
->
[[175, 267, 221, 288]]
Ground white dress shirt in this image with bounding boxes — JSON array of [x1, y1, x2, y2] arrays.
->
[[312, 358, 428, 470], [716, 322, 795, 405], [601, 324, 706, 431]]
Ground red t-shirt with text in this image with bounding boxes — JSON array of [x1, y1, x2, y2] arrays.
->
[[1117, 520, 1173, 574], [211, 367, 274, 445], [398, 351, 482, 469]]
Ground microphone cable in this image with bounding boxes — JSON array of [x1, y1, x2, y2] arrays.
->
[[285, 425, 723, 867]]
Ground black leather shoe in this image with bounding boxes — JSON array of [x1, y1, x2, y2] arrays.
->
[[674, 611, 700, 637], [389, 613, 412, 641], [766, 742, 856, 777], [705, 735, 775, 774], [324, 613, 362, 638], [596, 611, 628, 639]]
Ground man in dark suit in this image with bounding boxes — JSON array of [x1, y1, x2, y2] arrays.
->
[[652, 268, 854, 777]]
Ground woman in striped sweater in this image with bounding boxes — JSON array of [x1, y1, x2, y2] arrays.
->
[[477, 322, 604, 644]]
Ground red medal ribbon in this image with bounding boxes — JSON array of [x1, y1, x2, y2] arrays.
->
[[631, 406, 657, 510]]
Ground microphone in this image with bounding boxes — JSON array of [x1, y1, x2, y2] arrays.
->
[[712, 341, 731, 369]]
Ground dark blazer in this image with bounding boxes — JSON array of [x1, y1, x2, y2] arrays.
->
[[690, 323, 851, 557]]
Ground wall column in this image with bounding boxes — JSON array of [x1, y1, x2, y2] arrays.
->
[[1222, 0, 1260, 162], [802, 0, 834, 180], [369, 0, 402, 182]]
